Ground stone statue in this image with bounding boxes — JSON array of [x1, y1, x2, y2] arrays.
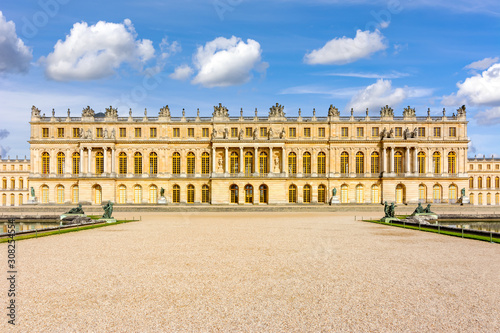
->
[[111, 129, 116, 139], [86, 129, 92, 139], [102, 201, 114, 219], [388, 128, 394, 138], [65, 204, 85, 215], [461, 188, 466, 197], [403, 128, 410, 139], [412, 203, 424, 215], [333, 188, 337, 197], [160, 187, 165, 197], [423, 204, 434, 214], [82, 106, 95, 117], [239, 129, 244, 140], [328, 105, 339, 117], [380, 128, 387, 139], [389, 203, 396, 218], [253, 128, 258, 140], [30, 187, 35, 197], [213, 103, 229, 118], [223, 128, 229, 139], [268, 128, 273, 139], [217, 158, 223, 172], [457, 105, 466, 117], [380, 105, 394, 117], [269, 103, 286, 118], [274, 156, 280, 172], [383, 201, 390, 218], [280, 128, 285, 139], [103, 129, 108, 139], [211, 129, 217, 139], [412, 127, 418, 138]]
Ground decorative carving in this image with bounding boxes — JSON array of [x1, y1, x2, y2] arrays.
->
[[85, 129, 92, 139], [31, 105, 41, 117], [159, 105, 170, 117], [223, 128, 229, 139], [213, 103, 229, 118], [328, 105, 339, 117], [403, 128, 410, 139], [269, 103, 285, 118], [211, 129, 217, 139], [280, 128, 285, 139], [268, 127, 274, 139], [105, 106, 118, 118], [253, 128, 258, 140], [457, 105, 466, 117], [111, 129, 116, 139], [388, 128, 394, 138], [412, 127, 418, 138], [403, 106, 416, 118], [82, 106, 95, 117], [103, 129, 109, 139], [380, 105, 394, 117], [239, 129, 244, 140]]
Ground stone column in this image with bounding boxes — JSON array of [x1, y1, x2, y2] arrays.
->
[[281, 147, 285, 173], [390, 147, 394, 173], [212, 147, 216, 173], [427, 148, 432, 174], [443, 148, 448, 174], [224, 147, 228, 173], [413, 148, 418, 173], [381, 148, 386, 173], [254, 147, 258, 174], [240, 147, 244, 173], [405, 147, 410, 173], [111, 148, 115, 174], [104, 148, 108, 173], [80, 148, 83, 174], [87, 148, 92, 174], [269, 147, 273, 173]]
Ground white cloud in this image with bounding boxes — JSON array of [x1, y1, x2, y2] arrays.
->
[[43, 19, 155, 81], [304, 29, 387, 65], [279, 85, 362, 98], [474, 106, 500, 126], [346, 79, 433, 112], [159, 37, 181, 60], [465, 57, 499, 71], [321, 71, 409, 79], [191, 36, 267, 87], [170, 64, 194, 81], [0, 11, 32, 73], [442, 63, 500, 106]]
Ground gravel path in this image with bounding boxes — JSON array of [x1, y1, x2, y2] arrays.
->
[[2, 211, 499, 332]]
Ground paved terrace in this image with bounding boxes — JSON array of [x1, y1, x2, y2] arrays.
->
[[1, 211, 499, 332]]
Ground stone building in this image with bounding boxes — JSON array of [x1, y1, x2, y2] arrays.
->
[[19, 103, 474, 206], [467, 156, 500, 205], [0, 156, 30, 206]]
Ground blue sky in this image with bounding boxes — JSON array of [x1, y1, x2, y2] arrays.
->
[[1, 0, 500, 157]]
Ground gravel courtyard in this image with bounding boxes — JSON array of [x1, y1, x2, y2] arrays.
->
[[2, 212, 499, 332]]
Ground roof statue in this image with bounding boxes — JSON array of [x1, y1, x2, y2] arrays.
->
[[457, 105, 466, 117], [328, 105, 339, 117], [31, 105, 41, 117], [159, 105, 171, 119], [380, 105, 394, 118], [213, 103, 229, 118], [269, 103, 286, 119], [82, 106, 95, 117], [105, 106, 118, 118], [403, 105, 416, 118]]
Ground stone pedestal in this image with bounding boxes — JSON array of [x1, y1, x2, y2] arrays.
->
[[60, 213, 86, 220], [27, 197, 37, 205], [158, 196, 167, 204], [329, 196, 340, 205], [97, 218, 117, 223], [460, 196, 470, 204], [380, 217, 400, 223]]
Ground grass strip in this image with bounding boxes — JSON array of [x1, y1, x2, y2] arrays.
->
[[363, 219, 500, 244], [0, 219, 137, 243]]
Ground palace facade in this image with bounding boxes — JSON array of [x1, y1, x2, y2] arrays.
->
[[10, 102, 474, 206]]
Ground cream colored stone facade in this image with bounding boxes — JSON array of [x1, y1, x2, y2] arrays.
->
[[0, 157, 30, 206], [19, 103, 479, 206], [467, 157, 500, 205]]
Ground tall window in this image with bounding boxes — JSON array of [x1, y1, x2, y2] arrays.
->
[[42, 128, 49, 138], [187, 185, 195, 203], [418, 152, 426, 173], [119, 128, 126, 138], [469, 177, 474, 188], [478, 177, 483, 188], [1, 177, 5, 189], [245, 127, 252, 137], [259, 152, 268, 174], [187, 152, 195, 174], [135, 128, 142, 138], [245, 184, 253, 203], [433, 152, 441, 173], [41, 185, 49, 203], [56, 185, 64, 204], [259, 185, 268, 203], [340, 152, 349, 174], [134, 185, 142, 203], [288, 153, 297, 174], [356, 127, 364, 137], [395, 127, 402, 137], [188, 128, 195, 137], [202, 185, 210, 203], [318, 128, 325, 138], [72, 185, 79, 204], [418, 127, 425, 137], [356, 185, 364, 203], [433, 185, 442, 202], [341, 185, 348, 203], [73, 128, 79, 138], [134, 152, 142, 174], [173, 185, 180, 203], [18, 194, 23, 205], [394, 151, 402, 173], [58, 128, 65, 138], [372, 127, 379, 137], [303, 152, 311, 174], [119, 152, 127, 174], [56, 152, 65, 175], [317, 152, 326, 174], [230, 152, 239, 174], [201, 152, 210, 175], [433, 127, 441, 137], [149, 152, 158, 174], [231, 128, 238, 137], [419, 184, 426, 202], [260, 127, 267, 137], [96, 128, 103, 138], [449, 127, 456, 137], [304, 128, 311, 137], [202, 128, 209, 138], [318, 185, 326, 203], [341, 127, 348, 138], [496, 177, 499, 188], [149, 185, 158, 204], [449, 185, 457, 201], [303, 185, 311, 203], [487, 177, 491, 189], [230, 184, 239, 203], [172, 152, 181, 174], [42, 152, 50, 174], [371, 152, 379, 174], [150, 127, 157, 138], [10, 177, 15, 189], [356, 152, 364, 174], [72, 152, 80, 174], [118, 185, 126, 204], [19, 178, 23, 189], [289, 128, 296, 138], [95, 152, 104, 174], [288, 185, 297, 203], [448, 152, 456, 174], [478, 193, 483, 205], [372, 185, 380, 204], [244, 152, 253, 174], [173, 128, 180, 137]]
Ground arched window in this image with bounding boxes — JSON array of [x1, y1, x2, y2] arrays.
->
[[259, 184, 268, 204], [41, 185, 49, 203], [173, 185, 180, 203], [487, 177, 491, 189], [470, 193, 474, 205], [2, 177, 6, 189], [19, 178, 23, 189], [245, 151, 253, 175], [394, 151, 402, 174], [118, 185, 126, 204], [341, 152, 349, 174], [95, 151, 104, 174], [356, 152, 364, 174], [2, 194, 6, 206], [303, 184, 311, 203], [371, 152, 379, 174], [93, 185, 102, 204], [202, 152, 210, 175], [418, 152, 426, 174], [72, 152, 80, 174], [259, 151, 268, 174], [371, 185, 380, 204], [134, 185, 142, 203], [42, 152, 50, 174], [433, 184, 442, 202], [187, 185, 195, 203], [149, 152, 158, 174], [202, 185, 210, 203], [18, 194, 23, 205], [341, 184, 348, 203], [230, 184, 239, 203], [433, 152, 441, 174], [317, 152, 326, 174], [245, 184, 253, 203], [448, 152, 456, 174], [134, 152, 143, 174], [487, 192, 491, 205], [288, 184, 297, 203], [10, 177, 15, 189], [478, 177, 483, 188], [356, 184, 364, 203], [119, 152, 127, 174], [10, 193, 14, 206], [478, 193, 483, 205], [449, 184, 457, 202], [187, 152, 195, 175], [57, 152, 65, 175], [288, 153, 297, 174], [72, 185, 79, 204], [419, 184, 426, 202], [230, 152, 239, 174], [496, 177, 500, 189], [149, 185, 158, 204], [469, 177, 474, 188], [172, 152, 181, 174], [496, 193, 499, 205], [318, 184, 326, 203], [303, 152, 311, 174], [56, 185, 64, 204]]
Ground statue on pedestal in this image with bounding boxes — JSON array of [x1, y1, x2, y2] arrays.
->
[[30, 187, 35, 198], [423, 204, 434, 214], [160, 187, 165, 197], [411, 203, 424, 215], [65, 204, 85, 215], [102, 201, 114, 219]]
